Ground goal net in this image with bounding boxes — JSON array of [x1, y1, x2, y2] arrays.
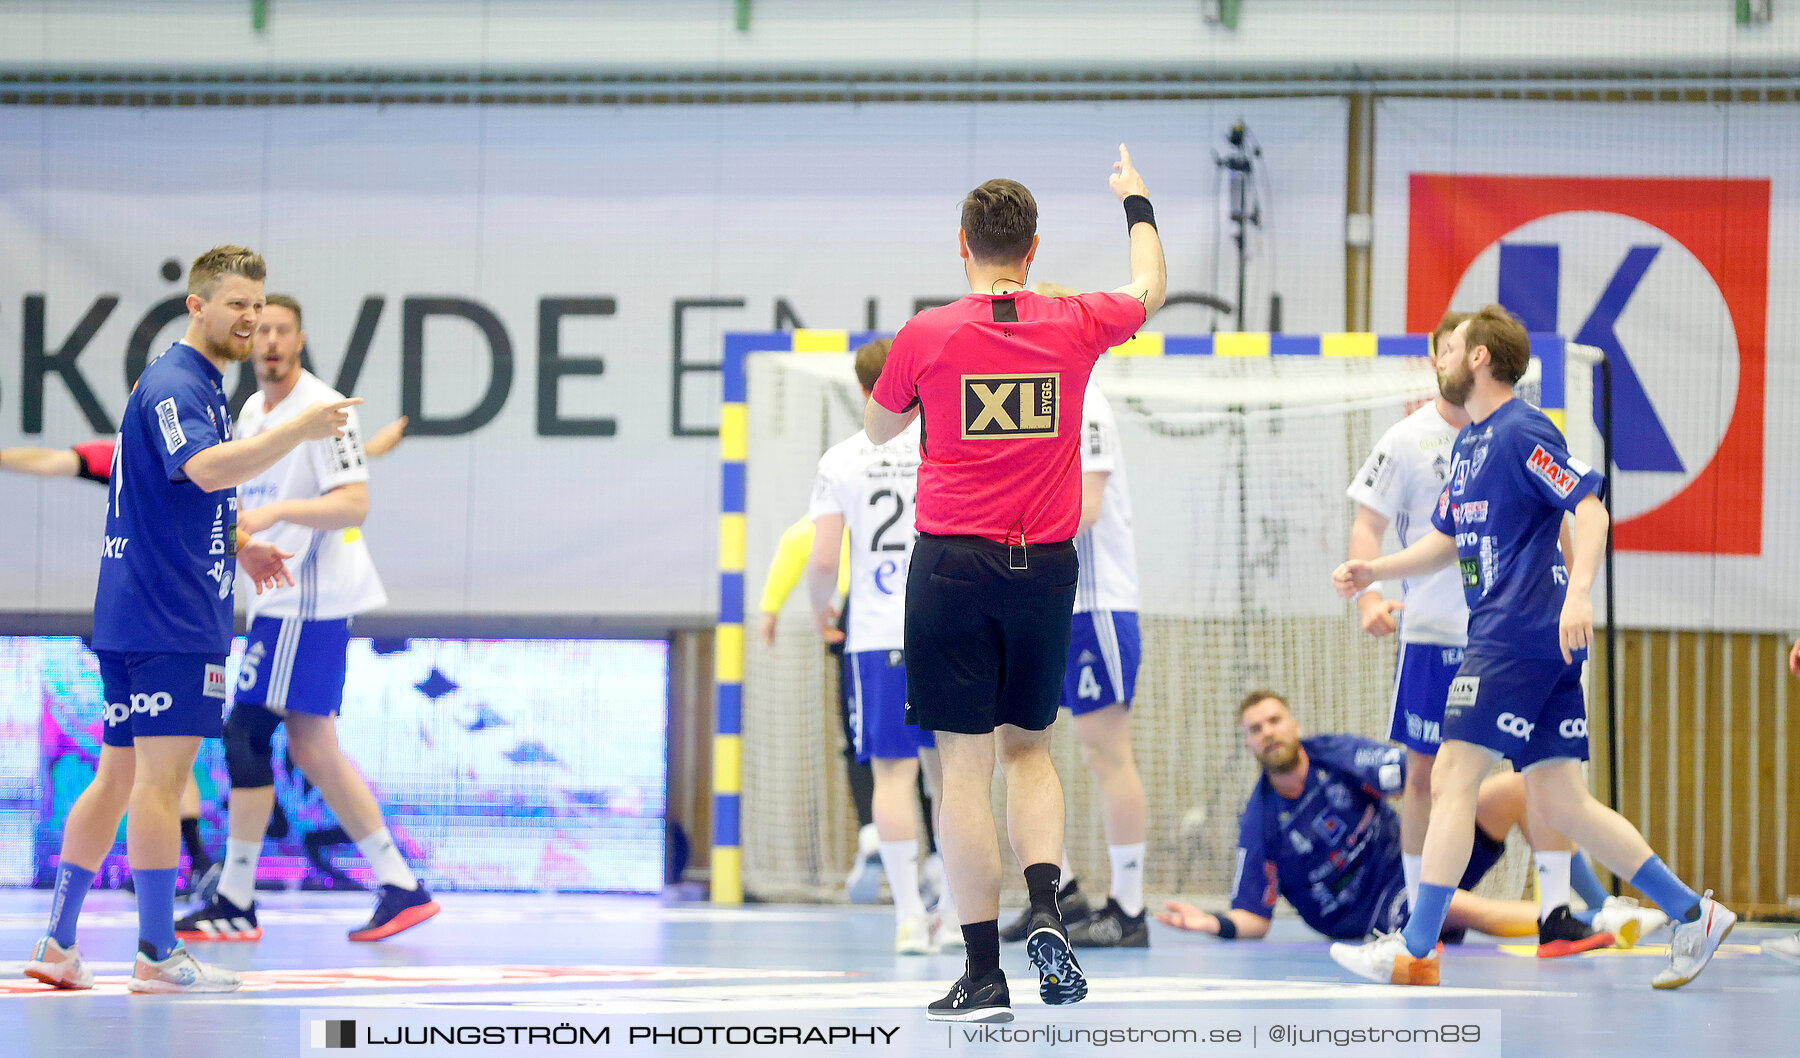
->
[[737, 340, 1599, 906]]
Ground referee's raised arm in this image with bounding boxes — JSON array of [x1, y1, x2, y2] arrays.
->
[[1109, 144, 1167, 318]]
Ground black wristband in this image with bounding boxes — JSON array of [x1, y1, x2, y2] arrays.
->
[[1211, 912, 1238, 940], [1124, 195, 1156, 232]]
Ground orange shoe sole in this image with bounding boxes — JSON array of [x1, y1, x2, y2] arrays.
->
[[1390, 955, 1440, 986], [348, 900, 440, 942], [1537, 930, 1614, 958], [23, 966, 90, 990], [173, 928, 261, 942]]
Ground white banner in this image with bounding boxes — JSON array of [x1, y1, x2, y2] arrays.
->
[[1372, 98, 1800, 633], [0, 100, 1348, 620]]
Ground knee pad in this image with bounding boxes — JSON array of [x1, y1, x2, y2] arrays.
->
[[223, 702, 283, 789]]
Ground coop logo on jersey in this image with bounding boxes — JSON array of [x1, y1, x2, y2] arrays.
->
[[961, 373, 1059, 440], [1407, 173, 1768, 555], [1526, 445, 1578, 498]]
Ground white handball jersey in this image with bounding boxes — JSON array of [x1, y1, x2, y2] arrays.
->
[[1074, 383, 1141, 614], [806, 421, 921, 654], [235, 371, 388, 621], [1345, 401, 1466, 646]]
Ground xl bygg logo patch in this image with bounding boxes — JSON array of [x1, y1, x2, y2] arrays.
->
[[1407, 174, 1768, 555], [961, 373, 1059, 440]]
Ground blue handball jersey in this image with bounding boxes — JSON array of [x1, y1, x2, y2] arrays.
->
[[92, 342, 236, 654], [1231, 735, 1407, 939], [1430, 399, 1603, 660]]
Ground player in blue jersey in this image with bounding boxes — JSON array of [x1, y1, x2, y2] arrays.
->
[[24, 246, 360, 994], [1331, 304, 1734, 990], [1155, 691, 1658, 944]]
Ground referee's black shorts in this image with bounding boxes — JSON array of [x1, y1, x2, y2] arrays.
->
[[903, 532, 1078, 735]]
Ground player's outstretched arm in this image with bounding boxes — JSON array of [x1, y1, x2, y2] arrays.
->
[[184, 398, 362, 492], [1348, 505, 1404, 637], [864, 396, 917, 446], [1109, 144, 1167, 317], [1334, 529, 1456, 597], [804, 514, 847, 644], [364, 415, 408, 459], [0, 446, 80, 478], [1558, 494, 1609, 663], [1154, 901, 1271, 940], [1789, 638, 1799, 679]]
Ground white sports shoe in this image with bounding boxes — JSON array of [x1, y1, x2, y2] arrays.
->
[[1592, 896, 1669, 949], [895, 913, 939, 955], [128, 944, 242, 994], [24, 936, 93, 990], [1761, 930, 1800, 966], [1329, 931, 1439, 986], [1652, 891, 1735, 990], [844, 824, 883, 904]]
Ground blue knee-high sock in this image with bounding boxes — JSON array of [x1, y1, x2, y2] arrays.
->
[[47, 863, 96, 948], [1629, 856, 1701, 923], [1570, 854, 1610, 909], [134, 868, 179, 961], [1401, 882, 1455, 959]]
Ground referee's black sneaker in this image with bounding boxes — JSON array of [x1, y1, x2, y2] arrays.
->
[[348, 883, 440, 942], [1024, 909, 1088, 1005], [999, 881, 1090, 942], [1067, 898, 1149, 948], [926, 966, 1012, 1023]]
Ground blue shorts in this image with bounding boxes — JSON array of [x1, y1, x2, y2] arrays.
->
[[1387, 643, 1464, 754], [233, 616, 352, 717], [1061, 611, 1140, 715], [97, 650, 229, 747], [848, 649, 934, 763], [1443, 651, 1589, 769]]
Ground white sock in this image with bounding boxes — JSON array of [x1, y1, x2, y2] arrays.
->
[[355, 827, 419, 890], [217, 839, 262, 910], [1107, 843, 1146, 917], [879, 840, 924, 918], [1402, 854, 1423, 910], [1534, 850, 1572, 921]]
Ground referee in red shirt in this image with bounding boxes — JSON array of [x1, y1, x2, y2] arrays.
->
[[866, 145, 1165, 1022]]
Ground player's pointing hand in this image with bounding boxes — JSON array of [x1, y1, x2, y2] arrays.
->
[[295, 397, 363, 441]]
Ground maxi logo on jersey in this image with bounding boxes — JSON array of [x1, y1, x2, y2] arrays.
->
[[1407, 174, 1769, 555]]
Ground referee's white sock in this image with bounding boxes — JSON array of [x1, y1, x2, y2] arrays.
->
[[879, 840, 925, 918], [1108, 843, 1146, 918], [355, 827, 419, 891], [1534, 850, 1572, 921], [1402, 854, 1423, 910], [217, 839, 262, 910]]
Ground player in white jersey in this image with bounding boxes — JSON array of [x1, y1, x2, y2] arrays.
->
[[998, 356, 1150, 949], [176, 294, 439, 944], [1345, 312, 1654, 957], [806, 339, 954, 954]]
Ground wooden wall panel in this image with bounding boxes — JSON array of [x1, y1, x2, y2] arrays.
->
[[1595, 628, 1797, 919]]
